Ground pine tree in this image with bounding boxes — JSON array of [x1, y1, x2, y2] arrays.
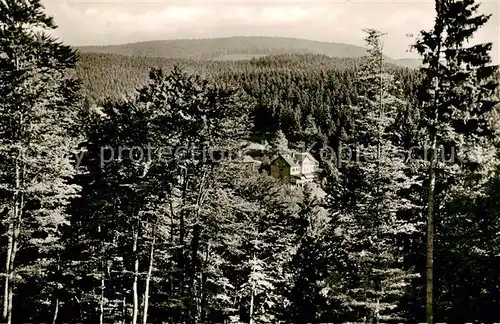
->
[[324, 29, 419, 323], [231, 172, 298, 324], [413, 0, 499, 322], [68, 67, 252, 323], [288, 187, 329, 323], [269, 130, 289, 157]]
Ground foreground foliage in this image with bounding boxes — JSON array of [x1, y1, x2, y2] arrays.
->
[[0, 0, 498, 323]]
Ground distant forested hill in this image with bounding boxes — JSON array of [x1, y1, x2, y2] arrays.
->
[[75, 52, 418, 103], [75, 52, 369, 102], [75, 52, 422, 142], [76, 36, 421, 67], [77, 36, 369, 59], [395, 58, 424, 69]]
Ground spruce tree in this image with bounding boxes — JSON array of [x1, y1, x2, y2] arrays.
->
[[269, 130, 289, 157], [413, 0, 499, 322], [288, 187, 329, 323], [324, 29, 419, 322]]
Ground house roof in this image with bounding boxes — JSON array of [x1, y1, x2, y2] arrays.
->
[[242, 155, 254, 163], [271, 154, 298, 167], [245, 142, 267, 151], [271, 152, 319, 167], [294, 152, 318, 164], [241, 155, 262, 164]]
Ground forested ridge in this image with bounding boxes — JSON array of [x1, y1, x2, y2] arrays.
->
[[1, 0, 500, 324], [75, 36, 422, 69], [76, 36, 371, 59]]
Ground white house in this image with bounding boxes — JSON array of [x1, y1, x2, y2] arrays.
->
[[270, 152, 319, 185]]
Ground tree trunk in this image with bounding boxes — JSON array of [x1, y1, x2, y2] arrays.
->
[[3, 221, 12, 321], [179, 167, 188, 315], [249, 278, 256, 324], [142, 230, 155, 324], [4, 149, 23, 324], [7, 214, 21, 324], [122, 295, 127, 323], [187, 223, 201, 323], [3, 56, 24, 324], [6, 283, 12, 324], [188, 170, 207, 323], [52, 256, 63, 324], [197, 271, 202, 322], [199, 242, 210, 322], [98, 224, 106, 324], [249, 254, 256, 324], [99, 272, 105, 324], [425, 2, 444, 322], [426, 134, 437, 324], [52, 298, 59, 324], [132, 225, 139, 324]]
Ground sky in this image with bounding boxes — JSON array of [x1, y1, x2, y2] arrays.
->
[[42, 0, 500, 61]]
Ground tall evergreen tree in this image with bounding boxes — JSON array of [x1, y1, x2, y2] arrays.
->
[[413, 0, 499, 322], [0, 1, 81, 323], [269, 130, 289, 157], [324, 29, 419, 323], [69, 67, 252, 323], [287, 187, 329, 323]]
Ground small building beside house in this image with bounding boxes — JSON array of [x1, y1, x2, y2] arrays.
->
[[237, 154, 262, 171], [270, 152, 319, 185]]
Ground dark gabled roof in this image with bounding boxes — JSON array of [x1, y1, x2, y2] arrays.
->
[[271, 154, 297, 167]]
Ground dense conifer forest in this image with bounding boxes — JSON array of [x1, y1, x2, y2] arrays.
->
[[75, 52, 421, 143], [75, 36, 422, 68], [0, 0, 499, 323]]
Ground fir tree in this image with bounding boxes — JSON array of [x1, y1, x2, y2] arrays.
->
[[413, 0, 499, 321], [324, 29, 419, 323], [269, 130, 289, 157]]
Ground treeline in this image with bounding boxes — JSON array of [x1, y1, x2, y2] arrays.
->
[[76, 36, 372, 60], [76, 52, 421, 142], [1, 0, 499, 324], [76, 52, 386, 102]]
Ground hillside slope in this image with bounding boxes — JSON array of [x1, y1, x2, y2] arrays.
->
[[76, 36, 421, 67], [395, 58, 423, 69], [76, 52, 416, 102], [77, 36, 368, 58]]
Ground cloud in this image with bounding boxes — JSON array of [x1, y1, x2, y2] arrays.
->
[[42, 0, 498, 62]]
